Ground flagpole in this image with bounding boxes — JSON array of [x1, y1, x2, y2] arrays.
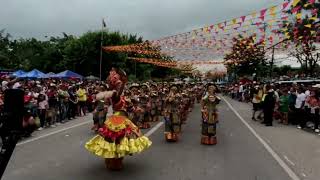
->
[[100, 18, 105, 81]]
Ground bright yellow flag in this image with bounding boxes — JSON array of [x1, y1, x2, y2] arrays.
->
[[285, 32, 290, 39], [269, 6, 276, 17], [251, 11, 257, 18], [292, 0, 301, 7], [232, 19, 237, 25], [296, 13, 302, 19], [304, 24, 312, 28], [309, 16, 317, 21]]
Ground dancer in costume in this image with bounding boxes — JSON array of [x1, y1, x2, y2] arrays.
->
[[127, 83, 142, 126], [85, 68, 152, 170], [91, 85, 109, 131], [180, 90, 190, 124], [201, 83, 220, 145], [164, 84, 182, 142], [150, 89, 160, 122], [139, 84, 151, 129]]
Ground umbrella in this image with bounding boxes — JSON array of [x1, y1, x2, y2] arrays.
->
[[85, 75, 99, 80], [18, 69, 45, 78], [53, 70, 83, 79]]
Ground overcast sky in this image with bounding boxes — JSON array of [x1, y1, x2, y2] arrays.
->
[[1, 0, 283, 40]]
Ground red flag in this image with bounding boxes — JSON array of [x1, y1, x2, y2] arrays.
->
[[259, 27, 265, 32], [292, 6, 301, 13], [309, 0, 315, 4], [311, 8, 318, 16], [241, 16, 246, 22], [282, 2, 289, 10], [259, 10, 267, 21], [260, 9, 267, 19], [255, 22, 262, 26]]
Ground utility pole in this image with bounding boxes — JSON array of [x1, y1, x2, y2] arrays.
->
[[270, 46, 275, 79], [100, 18, 106, 81]]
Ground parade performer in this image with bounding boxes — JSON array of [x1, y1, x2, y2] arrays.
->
[[150, 90, 160, 122], [164, 84, 182, 142], [180, 90, 190, 124], [201, 83, 220, 145], [196, 83, 204, 103], [139, 84, 151, 129], [127, 83, 143, 126], [92, 85, 109, 131], [85, 68, 152, 170]]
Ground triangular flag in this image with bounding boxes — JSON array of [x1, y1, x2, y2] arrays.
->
[[282, 2, 290, 10], [309, 0, 315, 4], [251, 11, 257, 18], [292, 0, 301, 7], [241, 16, 246, 22], [296, 13, 302, 19], [309, 16, 317, 21], [292, 6, 301, 13], [269, 6, 276, 15], [260, 9, 267, 17], [232, 18, 237, 25], [304, 24, 312, 28]]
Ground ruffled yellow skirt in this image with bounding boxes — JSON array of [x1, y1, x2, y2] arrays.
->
[[85, 135, 152, 158]]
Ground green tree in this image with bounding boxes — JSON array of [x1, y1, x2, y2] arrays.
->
[[282, 0, 320, 76], [224, 35, 267, 78]]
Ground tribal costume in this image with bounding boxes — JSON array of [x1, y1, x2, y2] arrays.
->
[[180, 91, 190, 124], [85, 68, 152, 170], [139, 84, 151, 129], [164, 84, 182, 142], [201, 83, 220, 145], [150, 91, 160, 122]]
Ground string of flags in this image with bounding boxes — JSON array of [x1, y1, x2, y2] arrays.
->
[[103, 0, 319, 68]]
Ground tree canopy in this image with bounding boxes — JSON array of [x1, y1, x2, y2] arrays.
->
[[0, 30, 181, 80]]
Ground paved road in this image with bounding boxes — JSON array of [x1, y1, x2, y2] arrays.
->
[[2, 101, 295, 180]]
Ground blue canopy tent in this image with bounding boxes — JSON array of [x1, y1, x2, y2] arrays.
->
[[18, 69, 46, 78], [12, 70, 26, 77], [39, 72, 56, 78], [53, 70, 83, 79]]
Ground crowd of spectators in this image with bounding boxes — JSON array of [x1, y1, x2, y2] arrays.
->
[[0, 76, 103, 137], [225, 81, 320, 135]]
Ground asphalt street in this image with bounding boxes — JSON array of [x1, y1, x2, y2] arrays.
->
[[2, 101, 295, 180]]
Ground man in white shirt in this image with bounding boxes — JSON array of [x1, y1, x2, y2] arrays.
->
[[295, 88, 306, 129], [239, 83, 244, 101]]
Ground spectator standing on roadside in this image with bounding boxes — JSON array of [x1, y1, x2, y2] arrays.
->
[[306, 89, 319, 133], [251, 85, 262, 121], [239, 83, 244, 101], [279, 88, 289, 125], [295, 87, 306, 129], [37, 92, 49, 130], [77, 84, 87, 116], [68, 86, 77, 120], [262, 85, 276, 126], [288, 87, 297, 124]]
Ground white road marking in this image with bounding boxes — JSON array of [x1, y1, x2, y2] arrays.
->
[[17, 119, 164, 146], [221, 96, 301, 180], [284, 155, 296, 166], [145, 122, 164, 137], [17, 121, 91, 146]]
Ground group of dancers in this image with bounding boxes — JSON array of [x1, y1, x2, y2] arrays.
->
[[85, 68, 220, 170]]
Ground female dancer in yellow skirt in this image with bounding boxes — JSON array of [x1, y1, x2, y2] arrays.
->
[[85, 68, 152, 170]]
